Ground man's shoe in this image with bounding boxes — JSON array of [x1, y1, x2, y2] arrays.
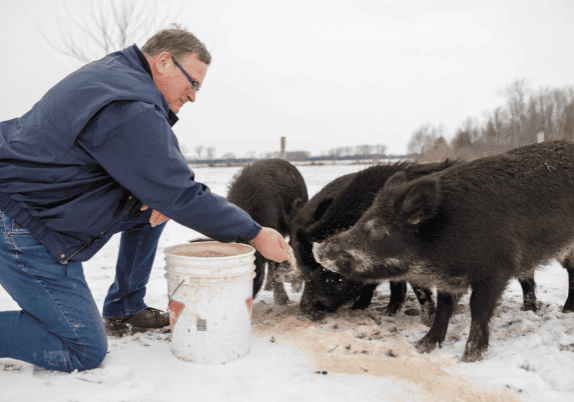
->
[[104, 307, 170, 335]]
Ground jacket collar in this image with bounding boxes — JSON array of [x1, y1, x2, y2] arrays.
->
[[132, 44, 179, 126]]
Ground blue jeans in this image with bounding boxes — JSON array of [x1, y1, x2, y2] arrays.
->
[[0, 211, 165, 372], [103, 220, 165, 318]]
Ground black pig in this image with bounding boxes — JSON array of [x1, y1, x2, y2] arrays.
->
[[274, 173, 357, 293], [227, 159, 308, 304], [314, 141, 574, 362], [298, 161, 458, 324]]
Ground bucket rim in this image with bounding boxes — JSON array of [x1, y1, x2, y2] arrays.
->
[[164, 241, 256, 260]]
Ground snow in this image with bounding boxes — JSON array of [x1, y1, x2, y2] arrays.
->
[[2, 163, 574, 402]]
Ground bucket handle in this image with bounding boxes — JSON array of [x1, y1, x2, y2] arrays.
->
[[169, 279, 185, 300]]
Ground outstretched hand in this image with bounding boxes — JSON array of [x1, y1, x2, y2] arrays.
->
[[141, 205, 172, 227], [249, 227, 294, 263]]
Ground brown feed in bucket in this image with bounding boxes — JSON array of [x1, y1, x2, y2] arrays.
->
[[168, 242, 253, 258]]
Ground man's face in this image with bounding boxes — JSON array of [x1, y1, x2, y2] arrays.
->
[[151, 52, 208, 114]]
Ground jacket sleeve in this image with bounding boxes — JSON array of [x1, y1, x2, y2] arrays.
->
[[77, 101, 261, 243]]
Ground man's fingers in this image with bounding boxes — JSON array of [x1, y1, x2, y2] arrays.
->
[[278, 237, 295, 261], [277, 242, 293, 262], [141, 204, 149, 211], [273, 248, 289, 263], [149, 210, 171, 227]]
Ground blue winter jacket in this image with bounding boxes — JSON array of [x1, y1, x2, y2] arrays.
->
[[0, 44, 261, 264]]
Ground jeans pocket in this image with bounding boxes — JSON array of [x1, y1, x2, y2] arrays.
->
[[5, 222, 42, 251], [11, 221, 30, 235]]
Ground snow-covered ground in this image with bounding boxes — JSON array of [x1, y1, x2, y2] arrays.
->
[[2, 163, 574, 402]]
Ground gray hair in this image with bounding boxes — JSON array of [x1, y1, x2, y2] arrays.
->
[[141, 23, 211, 65]]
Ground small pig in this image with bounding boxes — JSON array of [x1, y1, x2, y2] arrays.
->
[[227, 158, 308, 304]]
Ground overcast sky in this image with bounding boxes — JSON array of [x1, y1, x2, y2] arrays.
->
[[2, 0, 574, 158]]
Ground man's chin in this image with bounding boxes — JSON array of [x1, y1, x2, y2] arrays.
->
[[167, 102, 182, 114]]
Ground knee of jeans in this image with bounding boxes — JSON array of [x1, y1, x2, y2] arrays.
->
[[71, 327, 108, 371], [79, 338, 108, 371]]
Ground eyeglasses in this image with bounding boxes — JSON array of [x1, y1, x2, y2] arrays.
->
[[171, 56, 200, 92]]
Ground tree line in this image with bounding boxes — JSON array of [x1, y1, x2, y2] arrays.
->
[[190, 144, 390, 162], [409, 79, 574, 161]]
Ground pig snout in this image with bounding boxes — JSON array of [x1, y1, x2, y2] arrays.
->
[[299, 289, 337, 321], [312, 242, 355, 275]]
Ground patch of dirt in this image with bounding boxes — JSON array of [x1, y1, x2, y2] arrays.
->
[[251, 301, 521, 402]]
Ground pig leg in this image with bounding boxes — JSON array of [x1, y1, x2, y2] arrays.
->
[[411, 285, 436, 327], [351, 283, 378, 310], [381, 281, 407, 315], [519, 276, 538, 312], [416, 291, 458, 354], [253, 253, 266, 299], [561, 254, 574, 313], [462, 279, 508, 362], [264, 262, 274, 292]]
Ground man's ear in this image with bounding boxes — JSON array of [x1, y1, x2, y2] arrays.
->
[[152, 52, 174, 74], [397, 177, 440, 226]]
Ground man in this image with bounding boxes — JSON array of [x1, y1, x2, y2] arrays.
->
[[0, 26, 292, 373]]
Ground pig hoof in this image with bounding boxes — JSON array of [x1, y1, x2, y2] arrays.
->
[[461, 350, 483, 363], [415, 338, 437, 354], [462, 342, 487, 362], [521, 302, 539, 312], [382, 304, 401, 316]]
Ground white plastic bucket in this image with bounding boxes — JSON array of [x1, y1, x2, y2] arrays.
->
[[164, 241, 256, 364]]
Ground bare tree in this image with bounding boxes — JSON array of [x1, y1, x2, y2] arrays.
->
[[498, 78, 530, 147], [408, 122, 446, 155], [194, 145, 204, 159], [327, 148, 343, 158], [41, 0, 182, 63], [374, 144, 387, 155], [355, 145, 373, 156], [563, 101, 574, 141]]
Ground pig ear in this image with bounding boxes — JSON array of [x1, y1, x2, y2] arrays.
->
[[397, 178, 440, 226], [313, 197, 333, 221], [286, 198, 307, 228]]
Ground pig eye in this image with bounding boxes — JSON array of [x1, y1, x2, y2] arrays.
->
[[364, 219, 389, 238]]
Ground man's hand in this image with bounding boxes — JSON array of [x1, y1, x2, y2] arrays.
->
[[141, 205, 171, 227], [249, 227, 294, 263]]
